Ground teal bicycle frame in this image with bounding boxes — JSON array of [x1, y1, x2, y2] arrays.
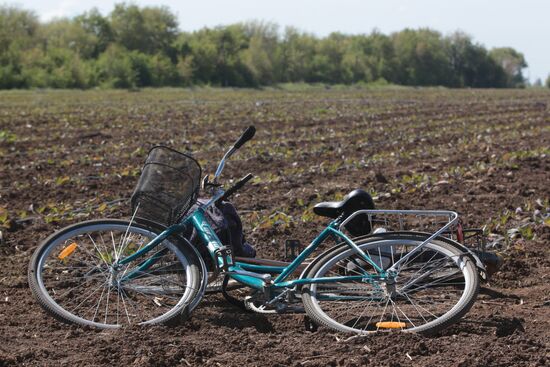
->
[[114, 124, 462, 301], [116, 190, 387, 295]]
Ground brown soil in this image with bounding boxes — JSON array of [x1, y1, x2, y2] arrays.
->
[[0, 88, 549, 366]]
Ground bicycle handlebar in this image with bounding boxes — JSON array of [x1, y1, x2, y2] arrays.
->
[[216, 173, 253, 204], [233, 126, 256, 149], [213, 126, 256, 182]]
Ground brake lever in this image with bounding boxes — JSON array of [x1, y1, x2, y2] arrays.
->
[[201, 174, 222, 190]]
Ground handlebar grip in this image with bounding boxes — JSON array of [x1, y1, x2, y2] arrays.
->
[[217, 174, 253, 204], [233, 126, 256, 149]]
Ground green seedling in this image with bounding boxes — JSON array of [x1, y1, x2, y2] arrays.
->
[[0, 130, 17, 143]]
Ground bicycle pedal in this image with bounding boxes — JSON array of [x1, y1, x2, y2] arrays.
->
[[284, 239, 302, 261], [276, 304, 305, 314]]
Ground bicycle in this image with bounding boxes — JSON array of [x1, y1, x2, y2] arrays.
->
[[28, 126, 494, 334]]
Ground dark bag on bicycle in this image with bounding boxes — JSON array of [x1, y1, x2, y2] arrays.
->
[[186, 198, 256, 259]]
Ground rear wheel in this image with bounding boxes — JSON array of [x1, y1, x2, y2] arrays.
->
[[302, 232, 479, 335], [28, 219, 202, 328]]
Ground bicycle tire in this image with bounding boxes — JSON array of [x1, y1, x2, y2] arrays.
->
[[28, 219, 202, 328], [301, 232, 479, 335]]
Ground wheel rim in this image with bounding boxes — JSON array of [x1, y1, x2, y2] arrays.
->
[[36, 223, 195, 328], [308, 239, 475, 334]]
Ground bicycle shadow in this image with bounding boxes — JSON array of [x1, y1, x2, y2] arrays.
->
[[202, 298, 275, 333], [209, 310, 275, 333], [436, 287, 525, 338], [478, 287, 522, 301], [441, 316, 525, 337]]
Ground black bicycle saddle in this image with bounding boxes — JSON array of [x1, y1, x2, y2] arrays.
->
[[313, 189, 375, 219]]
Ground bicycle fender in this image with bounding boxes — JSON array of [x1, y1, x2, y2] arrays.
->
[[399, 231, 487, 279], [422, 233, 488, 280], [177, 236, 208, 311]]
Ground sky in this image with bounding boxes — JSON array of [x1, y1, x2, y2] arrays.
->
[[8, 0, 550, 83]]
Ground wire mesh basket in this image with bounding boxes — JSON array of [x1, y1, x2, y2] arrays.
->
[[131, 146, 202, 227]]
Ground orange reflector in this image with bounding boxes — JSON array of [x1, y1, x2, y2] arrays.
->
[[376, 321, 406, 329], [58, 243, 78, 260]]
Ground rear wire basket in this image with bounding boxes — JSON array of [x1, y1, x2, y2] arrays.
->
[[131, 146, 201, 227]]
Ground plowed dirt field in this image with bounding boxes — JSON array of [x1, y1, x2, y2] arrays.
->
[[1, 88, 548, 366]]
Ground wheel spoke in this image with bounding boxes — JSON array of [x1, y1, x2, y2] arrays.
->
[[119, 287, 132, 324], [117, 204, 140, 259], [33, 221, 197, 328], [303, 236, 477, 334], [69, 281, 107, 314], [55, 272, 106, 299], [87, 234, 112, 269], [390, 297, 416, 328]]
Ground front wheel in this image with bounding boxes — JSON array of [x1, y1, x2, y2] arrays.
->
[[28, 219, 202, 328], [302, 232, 479, 335]]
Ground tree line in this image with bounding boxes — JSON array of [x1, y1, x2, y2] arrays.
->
[[0, 3, 532, 89]]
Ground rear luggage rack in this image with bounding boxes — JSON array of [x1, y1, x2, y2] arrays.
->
[[341, 209, 488, 250], [340, 210, 459, 272]]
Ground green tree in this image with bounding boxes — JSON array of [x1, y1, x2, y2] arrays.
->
[[148, 53, 178, 86], [489, 47, 527, 87], [97, 44, 137, 88], [0, 4, 536, 90], [181, 25, 250, 86], [19, 46, 93, 88], [240, 35, 273, 85], [176, 55, 194, 85], [278, 27, 316, 82], [0, 6, 39, 53], [0, 6, 40, 88], [445, 31, 475, 87], [341, 37, 372, 83], [40, 18, 99, 59], [445, 32, 507, 88], [546, 75, 550, 88], [213, 25, 249, 86], [310, 33, 350, 83], [174, 31, 217, 84], [75, 8, 114, 58], [392, 28, 452, 86], [356, 31, 396, 83], [110, 3, 178, 55], [240, 21, 279, 85]]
